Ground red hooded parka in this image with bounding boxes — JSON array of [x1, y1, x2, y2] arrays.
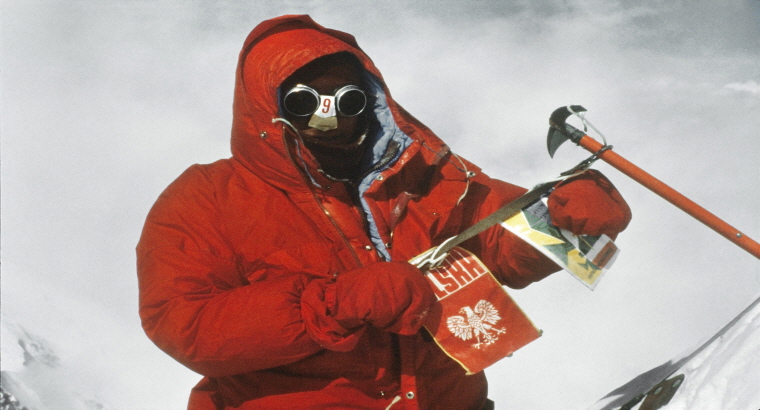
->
[[137, 15, 561, 410]]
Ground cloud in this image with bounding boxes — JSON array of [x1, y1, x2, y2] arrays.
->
[[725, 80, 760, 95]]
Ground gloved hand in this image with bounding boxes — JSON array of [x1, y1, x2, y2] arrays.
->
[[547, 169, 632, 238], [330, 261, 436, 335]]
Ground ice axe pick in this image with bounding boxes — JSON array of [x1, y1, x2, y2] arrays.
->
[[547, 105, 760, 259]]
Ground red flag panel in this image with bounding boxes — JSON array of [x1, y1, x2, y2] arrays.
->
[[422, 247, 541, 374]]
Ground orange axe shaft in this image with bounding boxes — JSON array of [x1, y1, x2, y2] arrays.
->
[[548, 105, 760, 259]]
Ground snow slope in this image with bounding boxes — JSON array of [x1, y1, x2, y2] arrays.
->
[[589, 295, 760, 410], [1, 314, 109, 410]]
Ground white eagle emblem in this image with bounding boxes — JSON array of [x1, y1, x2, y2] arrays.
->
[[446, 300, 506, 349]]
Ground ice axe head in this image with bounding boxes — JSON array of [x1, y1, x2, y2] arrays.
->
[[547, 105, 587, 157]]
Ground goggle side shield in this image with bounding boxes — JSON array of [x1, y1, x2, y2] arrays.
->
[[283, 84, 367, 117]]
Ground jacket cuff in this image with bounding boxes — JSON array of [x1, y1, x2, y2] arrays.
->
[[300, 279, 365, 352]]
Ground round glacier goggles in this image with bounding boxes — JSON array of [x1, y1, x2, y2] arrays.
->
[[282, 84, 367, 118]]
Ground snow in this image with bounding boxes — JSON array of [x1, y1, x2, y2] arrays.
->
[[666, 299, 760, 410], [589, 295, 760, 410], [1, 314, 108, 410], [0, 293, 199, 410]]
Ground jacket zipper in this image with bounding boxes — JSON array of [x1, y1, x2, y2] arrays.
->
[[281, 125, 363, 268]]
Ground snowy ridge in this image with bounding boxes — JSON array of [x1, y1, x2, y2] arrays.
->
[[1, 386, 31, 410], [1, 314, 109, 410], [589, 294, 760, 410]]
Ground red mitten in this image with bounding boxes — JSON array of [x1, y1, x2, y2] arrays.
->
[[331, 261, 436, 335], [548, 170, 632, 238]]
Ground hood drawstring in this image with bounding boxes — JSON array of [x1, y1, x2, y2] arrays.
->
[[384, 395, 402, 410], [272, 117, 324, 189], [450, 151, 474, 206]]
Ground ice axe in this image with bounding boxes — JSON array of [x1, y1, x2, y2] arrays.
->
[[547, 105, 760, 259]]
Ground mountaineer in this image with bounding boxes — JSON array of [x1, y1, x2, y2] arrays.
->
[[137, 14, 631, 410]]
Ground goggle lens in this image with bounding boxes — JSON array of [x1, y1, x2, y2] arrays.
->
[[335, 86, 366, 117], [283, 85, 366, 117], [283, 86, 320, 117]]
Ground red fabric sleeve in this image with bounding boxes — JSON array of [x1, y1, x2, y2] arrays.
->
[[464, 176, 562, 289], [138, 244, 322, 377], [137, 166, 347, 377]]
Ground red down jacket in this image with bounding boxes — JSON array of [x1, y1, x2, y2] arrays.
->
[[137, 15, 562, 410]]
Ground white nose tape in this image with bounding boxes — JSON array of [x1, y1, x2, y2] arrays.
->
[[314, 96, 336, 118]]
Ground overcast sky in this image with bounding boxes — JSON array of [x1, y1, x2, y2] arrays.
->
[[2, 1, 759, 409]]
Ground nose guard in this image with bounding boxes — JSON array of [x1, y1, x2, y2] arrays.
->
[[308, 95, 339, 131]]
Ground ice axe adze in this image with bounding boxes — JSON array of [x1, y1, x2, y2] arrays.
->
[[547, 105, 760, 259]]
